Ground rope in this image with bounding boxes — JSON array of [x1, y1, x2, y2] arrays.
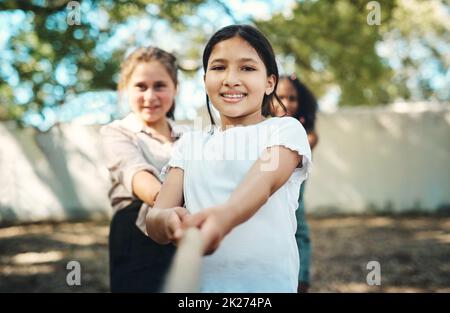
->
[[163, 227, 203, 293]]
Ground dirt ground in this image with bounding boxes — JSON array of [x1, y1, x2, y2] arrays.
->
[[0, 215, 449, 293]]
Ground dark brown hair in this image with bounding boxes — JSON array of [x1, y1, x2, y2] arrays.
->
[[202, 24, 284, 125]]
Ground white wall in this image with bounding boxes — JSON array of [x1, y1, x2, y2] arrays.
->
[[1, 107, 449, 223], [0, 122, 111, 223], [306, 107, 450, 214]]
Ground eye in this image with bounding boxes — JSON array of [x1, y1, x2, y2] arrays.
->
[[154, 82, 167, 90], [241, 66, 256, 71], [209, 65, 225, 71], [288, 96, 297, 102], [135, 83, 146, 91]]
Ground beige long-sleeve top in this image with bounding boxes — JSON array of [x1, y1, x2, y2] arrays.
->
[[100, 113, 183, 234]]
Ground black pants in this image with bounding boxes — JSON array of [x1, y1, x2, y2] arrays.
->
[[109, 201, 175, 292]]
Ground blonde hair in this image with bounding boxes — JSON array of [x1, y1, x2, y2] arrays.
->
[[118, 46, 178, 118]]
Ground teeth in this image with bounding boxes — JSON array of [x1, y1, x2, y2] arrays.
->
[[222, 94, 244, 98]]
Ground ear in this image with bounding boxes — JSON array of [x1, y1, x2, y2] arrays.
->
[[265, 74, 276, 95]]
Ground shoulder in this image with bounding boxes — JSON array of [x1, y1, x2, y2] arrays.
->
[[100, 120, 119, 135], [266, 116, 305, 132], [100, 120, 123, 135], [100, 119, 135, 141], [177, 129, 209, 143], [265, 116, 298, 125], [102, 113, 143, 134]]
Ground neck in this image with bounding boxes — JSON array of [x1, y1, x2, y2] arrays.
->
[[219, 111, 266, 129], [144, 117, 169, 133], [141, 117, 173, 142]]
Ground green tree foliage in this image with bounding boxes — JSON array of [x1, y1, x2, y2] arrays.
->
[[378, 0, 449, 102], [1, 0, 447, 122], [255, 0, 449, 106], [0, 0, 205, 122]]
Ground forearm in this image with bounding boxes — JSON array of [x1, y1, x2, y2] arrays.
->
[[224, 146, 301, 230], [181, 147, 301, 255], [132, 170, 161, 206], [224, 171, 272, 228], [154, 167, 184, 209], [146, 167, 185, 243]]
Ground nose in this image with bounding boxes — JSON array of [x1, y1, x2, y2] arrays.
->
[[143, 88, 157, 101], [223, 69, 241, 87]]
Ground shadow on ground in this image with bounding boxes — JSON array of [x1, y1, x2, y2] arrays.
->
[[0, 215, 449, 292], [309, 216, 450, 292], [0, 221, 109, 292]]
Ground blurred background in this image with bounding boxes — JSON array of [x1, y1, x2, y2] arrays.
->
[[0, 0, 449, 292]]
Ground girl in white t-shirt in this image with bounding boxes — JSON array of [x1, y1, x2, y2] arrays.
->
[[146, 24, 312, 292]]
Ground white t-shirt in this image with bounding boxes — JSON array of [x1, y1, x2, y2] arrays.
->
[[166, 116, 312, 292]]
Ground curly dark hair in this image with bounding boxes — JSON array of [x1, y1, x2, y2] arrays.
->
[[279, 75, 318, 132]]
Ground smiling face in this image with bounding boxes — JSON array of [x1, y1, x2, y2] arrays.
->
[[204, 36, 275, 127], [273, 78, 299, 117], [126, 61, 176, 127]]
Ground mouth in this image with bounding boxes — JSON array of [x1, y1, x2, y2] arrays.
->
[[142, 105, 161, 112], [220, 92, 247, 103]]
